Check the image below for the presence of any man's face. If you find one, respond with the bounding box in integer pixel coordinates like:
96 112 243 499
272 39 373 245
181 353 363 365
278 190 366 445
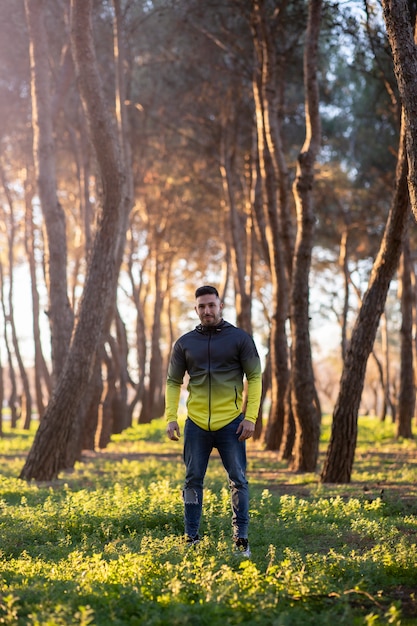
195 294 224 327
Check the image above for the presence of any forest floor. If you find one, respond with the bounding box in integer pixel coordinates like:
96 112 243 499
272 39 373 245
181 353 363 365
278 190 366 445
0 415 416 625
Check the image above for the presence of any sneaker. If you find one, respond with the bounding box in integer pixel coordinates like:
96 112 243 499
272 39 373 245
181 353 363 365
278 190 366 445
234 537 251 557
185 534 200 547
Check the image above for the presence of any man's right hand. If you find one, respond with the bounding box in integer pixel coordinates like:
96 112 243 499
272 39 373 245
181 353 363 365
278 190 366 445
166 420 180 441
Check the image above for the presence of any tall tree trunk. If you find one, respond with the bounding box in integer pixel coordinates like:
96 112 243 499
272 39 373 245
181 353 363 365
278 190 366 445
382 0 417 220
0 262 19 428
372 351 386 420
20 0 124 481
380 312 395 421
339 225 350 361
139 261 166 423
289 0 322 472
0 163 33 429
24 0 74 383
397 234 415 437
0 351 3 438
321 113 410 484
110 309 130 433
77 0 134 453
251 0 290 451
81 357 103 450
126 244 147 424
24 171 51 420
220 101 253 334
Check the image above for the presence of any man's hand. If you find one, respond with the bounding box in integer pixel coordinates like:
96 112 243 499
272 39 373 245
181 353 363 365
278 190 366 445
236 418 255 442
166 420 180 441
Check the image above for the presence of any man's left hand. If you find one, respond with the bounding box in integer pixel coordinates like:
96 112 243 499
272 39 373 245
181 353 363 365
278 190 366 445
236 418 255 442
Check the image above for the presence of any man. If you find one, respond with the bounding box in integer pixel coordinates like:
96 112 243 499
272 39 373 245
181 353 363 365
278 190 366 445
165 285 262 557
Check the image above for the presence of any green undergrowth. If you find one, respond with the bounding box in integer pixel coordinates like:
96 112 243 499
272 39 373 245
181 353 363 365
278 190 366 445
0 416 416 625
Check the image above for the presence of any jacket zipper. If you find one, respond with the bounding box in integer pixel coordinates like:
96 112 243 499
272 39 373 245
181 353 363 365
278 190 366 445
208 333 212 430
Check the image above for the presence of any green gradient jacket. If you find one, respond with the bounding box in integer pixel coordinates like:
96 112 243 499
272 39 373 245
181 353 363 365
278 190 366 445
165 320 262 431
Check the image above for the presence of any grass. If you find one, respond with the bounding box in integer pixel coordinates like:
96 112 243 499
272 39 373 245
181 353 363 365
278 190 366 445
0 415 416 625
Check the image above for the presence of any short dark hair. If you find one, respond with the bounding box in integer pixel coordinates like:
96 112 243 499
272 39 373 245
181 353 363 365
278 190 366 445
195 285 219 299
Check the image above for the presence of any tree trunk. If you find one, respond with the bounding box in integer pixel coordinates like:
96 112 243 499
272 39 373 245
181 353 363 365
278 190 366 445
24 171 51 420
139 262 166 423
380 312 396 421
20 0 124 481
339 225 350 361
97 344 116 449
24 0 74 383
371 351 386 421
382 0 417 220
81 356 103 450
77 0 134 452
289 0 323 472
254 351 270 440
0 163 33 429
0 353 3 438
251 1 290 451
110 310 130 433
0 262 19 428
126 245 147 424
321 113 409 483
220 105 253 334
397 235 415 437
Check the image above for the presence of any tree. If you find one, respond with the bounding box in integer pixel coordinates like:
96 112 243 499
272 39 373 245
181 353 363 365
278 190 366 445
321 111 410 483
288 0 323 471
0 163 32 429
250 0 297 452
397 230 415 437
23 168 52 420
24 0 74 383
382 0 417 219
20 0 124 481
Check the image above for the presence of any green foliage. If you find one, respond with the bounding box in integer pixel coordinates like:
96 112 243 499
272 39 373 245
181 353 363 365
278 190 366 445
0 417 416 624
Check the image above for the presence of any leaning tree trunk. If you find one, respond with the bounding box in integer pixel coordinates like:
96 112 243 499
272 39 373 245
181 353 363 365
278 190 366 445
288 0 322 472
20 0 124 481
321 113 410 483
382 0 417 220
76 0 134 455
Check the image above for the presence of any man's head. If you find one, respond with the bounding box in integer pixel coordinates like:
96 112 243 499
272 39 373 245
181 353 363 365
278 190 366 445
195 285 224 327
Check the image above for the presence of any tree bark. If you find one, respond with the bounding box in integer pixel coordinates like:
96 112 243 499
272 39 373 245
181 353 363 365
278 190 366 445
0 164 33 430
20 0 124 481
397 234 415 437
24 0 74 383
139 260 167 423
24 171 51 420
251 0 290 451
0 261 19 428
0 352 3 438
321 113 410 483
289 0 323 472
382 0 417 219
219 98 254 335
78 0 134 451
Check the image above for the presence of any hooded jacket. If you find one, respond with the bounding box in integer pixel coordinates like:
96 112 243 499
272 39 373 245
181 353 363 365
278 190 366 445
165 320 262 431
